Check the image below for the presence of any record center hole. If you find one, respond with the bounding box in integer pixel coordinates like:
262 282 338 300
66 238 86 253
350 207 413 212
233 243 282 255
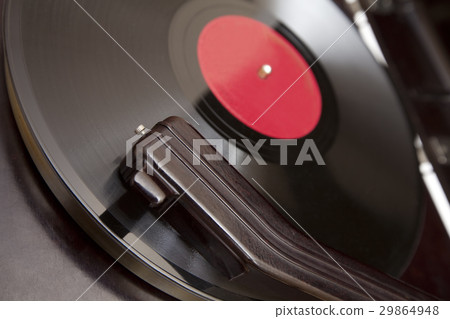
258 64 272 79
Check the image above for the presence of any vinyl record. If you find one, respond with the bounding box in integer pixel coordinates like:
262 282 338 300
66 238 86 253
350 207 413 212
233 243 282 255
4 0 424 300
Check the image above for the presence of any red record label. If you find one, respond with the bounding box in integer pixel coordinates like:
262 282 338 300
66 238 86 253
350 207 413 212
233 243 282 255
197 15 322 139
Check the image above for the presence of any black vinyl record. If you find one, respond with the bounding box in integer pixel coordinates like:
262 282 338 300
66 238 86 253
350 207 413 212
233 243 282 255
4 0 424 300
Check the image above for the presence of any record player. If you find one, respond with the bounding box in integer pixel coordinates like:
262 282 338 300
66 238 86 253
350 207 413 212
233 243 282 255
1 0 450 300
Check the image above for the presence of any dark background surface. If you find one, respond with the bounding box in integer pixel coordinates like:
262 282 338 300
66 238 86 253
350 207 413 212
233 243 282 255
0 0 449 300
